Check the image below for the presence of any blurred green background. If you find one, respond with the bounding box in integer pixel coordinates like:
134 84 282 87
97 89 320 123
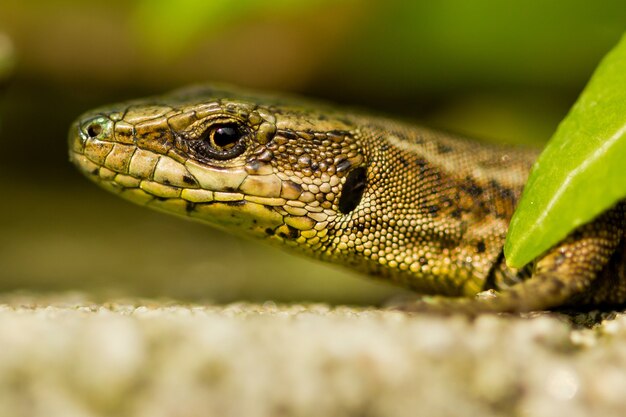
0 0 624 304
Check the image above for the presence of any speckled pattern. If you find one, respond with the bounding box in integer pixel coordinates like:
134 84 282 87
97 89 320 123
68 85 625 312
3 294 626 417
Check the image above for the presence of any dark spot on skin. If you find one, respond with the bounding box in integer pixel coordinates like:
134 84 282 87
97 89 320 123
90 169 99 176
155 197 168 202
338 167 367 214
480 201 492 216
281 131 297 140
224 200 246 207
163 179 171 185
398 156 408 167
144 127 171 143
490 180 516 200
279 226 300 240
224 187 237 193
381 144 389 151
450 209 463 219
501 188 515 200
287 226 299 239
437 143 452 154
205 200 246 207
318 114 328 121
183 175 196 185
310 162 319 171
265 228 275 236
355 223 365 232
476 241 486 253
336 159 352 173
414 158 428 175
428 205 440 215
462 177 483 198
186 202 196 214
468 184 483 197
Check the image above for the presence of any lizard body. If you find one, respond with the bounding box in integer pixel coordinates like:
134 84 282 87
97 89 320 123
68 85 625 313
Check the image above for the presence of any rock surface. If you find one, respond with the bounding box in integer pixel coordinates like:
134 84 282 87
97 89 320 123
1 293 626 417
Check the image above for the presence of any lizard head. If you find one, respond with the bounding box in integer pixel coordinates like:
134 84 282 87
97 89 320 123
69 85 371 256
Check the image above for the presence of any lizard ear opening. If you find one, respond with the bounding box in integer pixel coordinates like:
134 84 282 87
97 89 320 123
338 167 367 214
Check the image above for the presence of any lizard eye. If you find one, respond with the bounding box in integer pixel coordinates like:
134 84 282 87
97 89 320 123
190 122 247 161
207 124 243 150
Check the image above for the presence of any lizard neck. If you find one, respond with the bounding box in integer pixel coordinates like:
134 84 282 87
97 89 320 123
310 116 538 296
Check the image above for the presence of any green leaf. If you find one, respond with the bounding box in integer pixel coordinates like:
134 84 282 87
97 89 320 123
504 33 626 268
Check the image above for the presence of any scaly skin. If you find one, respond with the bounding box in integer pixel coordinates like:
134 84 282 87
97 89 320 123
68 85 625 313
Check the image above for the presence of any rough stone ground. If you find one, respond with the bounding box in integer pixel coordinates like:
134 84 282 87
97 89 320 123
1 293 626 417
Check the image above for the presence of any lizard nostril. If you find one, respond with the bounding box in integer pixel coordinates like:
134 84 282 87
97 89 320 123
86 123 102 138
80 116 112 140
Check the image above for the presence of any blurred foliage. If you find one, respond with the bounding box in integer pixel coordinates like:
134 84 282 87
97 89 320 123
4 0 625 100
132 0 339 59
0 33 15 83
127 0 626 97
506 33 626 267
336 1 626 96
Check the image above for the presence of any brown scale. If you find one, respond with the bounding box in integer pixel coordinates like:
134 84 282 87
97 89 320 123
69 85 626 314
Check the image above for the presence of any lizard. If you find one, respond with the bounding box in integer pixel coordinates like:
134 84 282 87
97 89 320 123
68 84 626 314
